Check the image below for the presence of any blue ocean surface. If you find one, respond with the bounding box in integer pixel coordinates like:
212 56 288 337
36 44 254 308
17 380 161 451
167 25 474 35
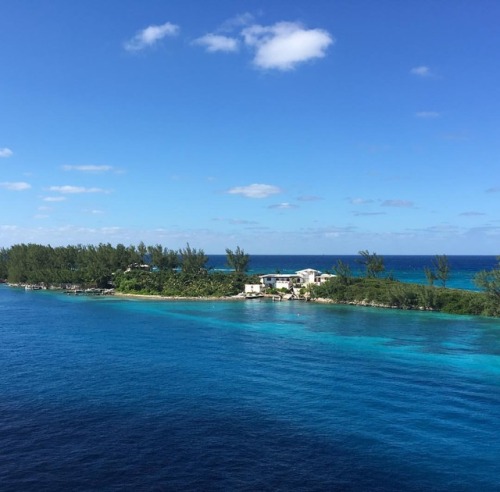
1 279 500 490
208 254 498 290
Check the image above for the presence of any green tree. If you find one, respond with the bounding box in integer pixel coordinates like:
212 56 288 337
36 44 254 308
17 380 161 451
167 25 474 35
137 241 147 263
225 246 250 273
147 244 179 271
433 254 450 288
424 266 437 286
357 250 385 278
179 243 208 275
333 259 352 285
0 247 9 280
474 257 500 302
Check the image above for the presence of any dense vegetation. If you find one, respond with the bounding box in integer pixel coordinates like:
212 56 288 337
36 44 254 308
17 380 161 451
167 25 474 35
0 242 255 297
0 244 499 316
311 252 500 317
311 277 499 317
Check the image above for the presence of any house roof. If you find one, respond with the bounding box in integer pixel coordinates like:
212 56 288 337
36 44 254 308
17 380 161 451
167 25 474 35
296 268 322 275
259 273 300 279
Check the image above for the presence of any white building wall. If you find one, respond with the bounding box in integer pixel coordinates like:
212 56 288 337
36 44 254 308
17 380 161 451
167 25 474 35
245 284 263 294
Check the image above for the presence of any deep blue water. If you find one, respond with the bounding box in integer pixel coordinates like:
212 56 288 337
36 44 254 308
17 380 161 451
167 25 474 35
1 282 499 491
208 255 498 290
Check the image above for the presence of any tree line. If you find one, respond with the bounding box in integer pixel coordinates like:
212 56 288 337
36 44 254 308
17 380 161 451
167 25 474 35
0 242 250 291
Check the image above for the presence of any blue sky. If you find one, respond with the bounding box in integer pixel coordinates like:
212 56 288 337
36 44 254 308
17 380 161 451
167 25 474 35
1 0 499 254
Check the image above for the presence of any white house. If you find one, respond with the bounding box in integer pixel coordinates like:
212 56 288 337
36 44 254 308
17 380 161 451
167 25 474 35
296 269 335 286
260 269 335 290
259 273 301 290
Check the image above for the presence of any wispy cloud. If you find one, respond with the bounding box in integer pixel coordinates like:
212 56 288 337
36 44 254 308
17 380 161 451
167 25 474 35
219 12 255 32
242 21 334 70
48 185 110 194
486 187 500 193
415 111 440 118
193 34 239 53
0 181 31 191
410 65 434 77
124 22 179 52
349 197 374 205
62 165 113 172
381 199 414 208
0 147 13 158
227 183 281 198
268 202 298 210
43 196 67 202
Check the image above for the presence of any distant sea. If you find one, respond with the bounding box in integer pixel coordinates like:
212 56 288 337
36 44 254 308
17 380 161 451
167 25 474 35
1 255 499 490
208 254 498 290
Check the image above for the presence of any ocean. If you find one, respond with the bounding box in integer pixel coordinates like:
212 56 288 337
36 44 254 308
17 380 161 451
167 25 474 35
1 256 499 490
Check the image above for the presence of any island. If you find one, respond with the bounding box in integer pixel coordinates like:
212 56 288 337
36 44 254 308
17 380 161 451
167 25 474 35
1 243 499 317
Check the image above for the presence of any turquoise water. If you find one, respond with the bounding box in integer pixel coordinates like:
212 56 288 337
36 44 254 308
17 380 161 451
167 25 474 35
1 285 499 490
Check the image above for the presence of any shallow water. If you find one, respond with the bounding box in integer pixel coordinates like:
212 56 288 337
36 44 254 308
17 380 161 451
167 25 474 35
1 285 499 490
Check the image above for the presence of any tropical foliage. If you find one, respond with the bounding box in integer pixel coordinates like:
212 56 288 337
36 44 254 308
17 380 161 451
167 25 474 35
0 242 254 296
225 246 250 273
357 250 385 278
311 276 498 316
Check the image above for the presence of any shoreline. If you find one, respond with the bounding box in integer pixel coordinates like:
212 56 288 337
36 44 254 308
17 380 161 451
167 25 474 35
112 291 433 311
113 292 247 302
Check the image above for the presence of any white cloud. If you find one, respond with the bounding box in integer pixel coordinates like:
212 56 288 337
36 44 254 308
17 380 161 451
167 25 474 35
227 183 281 198
0 147 13 158
193 34 239 53
381 199 414 208
0 181 31 191
268 202 298 210
350 197 374 205
220 12 255 32
242 21 334 70
43 196 67 202
416 111 440 118
124 22 179 52
410 65 433 77
62 165 113 172
48 185 110 194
